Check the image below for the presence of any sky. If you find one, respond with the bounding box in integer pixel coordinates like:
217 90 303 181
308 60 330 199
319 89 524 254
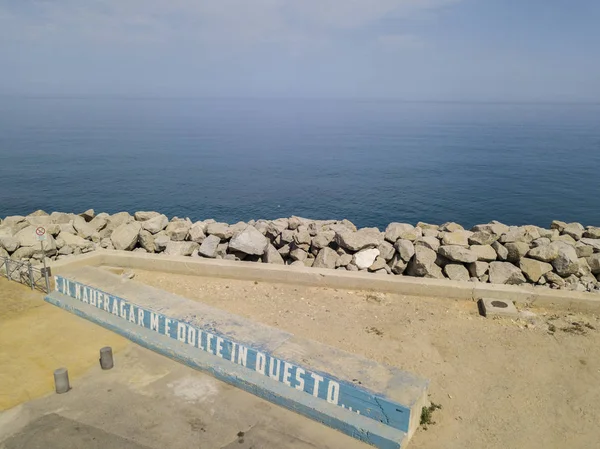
1 0 599 101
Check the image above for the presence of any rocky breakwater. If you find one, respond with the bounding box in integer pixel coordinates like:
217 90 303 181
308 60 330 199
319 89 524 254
1 209 600 293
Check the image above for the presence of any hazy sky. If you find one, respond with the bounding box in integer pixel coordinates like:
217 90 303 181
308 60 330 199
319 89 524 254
1 0 598 101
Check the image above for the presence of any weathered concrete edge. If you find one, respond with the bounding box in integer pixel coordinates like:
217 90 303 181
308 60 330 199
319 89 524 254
49 250 600 314
44 290 408 449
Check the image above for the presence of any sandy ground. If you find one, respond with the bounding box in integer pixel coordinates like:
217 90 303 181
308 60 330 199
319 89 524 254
130 269 600 449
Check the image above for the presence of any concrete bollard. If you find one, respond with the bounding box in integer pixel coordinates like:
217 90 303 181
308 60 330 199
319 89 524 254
99 347 114 370
54 368 70 394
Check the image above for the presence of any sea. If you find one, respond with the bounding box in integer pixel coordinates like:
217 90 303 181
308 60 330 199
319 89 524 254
0 98 599 229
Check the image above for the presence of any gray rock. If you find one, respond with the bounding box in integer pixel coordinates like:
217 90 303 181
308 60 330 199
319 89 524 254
110 221 141 251
538 228 558 239
583 227 600 239
313 247 339 269
580 238 600 252
59 223 77 235
468 261 489 278
11 246 37 260
551 242 580 277
206 222 233 240
165 220 191 241
0 246 8 259
26 214 53 227
368 256 387 272
154 234 170 252
444 264 470 281
422 229 440 238
0 236 19 253
378 241 395 261
164 241 199 257
312 230 336 249
290 248 308 262
505 242 530 263
471 222 510 236
469 244 497 262
134 211 161 221
438 245 478 263
294 228 312 246
199 235 221 258
50 212 74 224
287 216 304 230
100 238 112 249
532 237 551 247
73 217 95 240
389 254 407 275
440 222 464 232
519 258 553 283
492 241 509 261
138 230 156 253
578 257 592 276
141 214 169 234
394 239 415 262
468 231 498 246
88 216 108 232
562 222 584 240
353 248 380 270
79 209 95 222
59 232 94 250
406 246 443 278
385 223 415 243
336 253 353 268
188 223 206 243
414 236 440 252
435 253 451 268
488 262 526 285
500 226 539 244
280 229 295 245
229 226 269 256
575 242 594 258
263 244 285 265
277 244 291 258
106 212 133 231
588 254 600 275
551 220 568 232
441 231 472 246
527 244 559 262
15 225 44 248
264 219 289 239
416 222 439 231
58 245 74 256
545 271 566 288
335 228 383 252
551 234 577 245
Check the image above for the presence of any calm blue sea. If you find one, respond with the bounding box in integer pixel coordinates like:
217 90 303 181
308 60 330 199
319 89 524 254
0 98 599 229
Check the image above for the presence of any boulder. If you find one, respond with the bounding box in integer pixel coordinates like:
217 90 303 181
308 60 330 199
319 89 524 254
385 223 415 243
264 219 289 239
59 232 94 250
532 237 551 247
335 228 383 252
313 247 339 269
11 246 37 260
492 241 509 261
519 258 553 283
0 236 19 253
188 223 206 243
378 241 395 261
580 238 600 252
438 245 478 263
15 226 45 247
471 222 509 236
488 262 526 285
110 221 141 251
59 223 77 235
154 234 170 252
583 227 600 239
588 254 600 275
164 241 199 257
444 264 470 281
353 248 380 270
165 221 191 241
206 222 233 240
229 226 269 256
58 245 74 256
138 230 156 253
406 246 443 278
106 212 133 231
0 246 8 259
199 235 221 258
414 236 440 252
294 228 312 246
287 216 304 230
527 244 559 262
562 222 584 240
141 214 169 234
88 216 108 232
50 212 74 224
79 209 95 222
551 242 579 277
290 248 308 262
134 211 161 221
26 214 53 227
73 217 95 239
468 231 498 246
468 261 489 279
336 253 353 268
416 222 439 231
469 245 497 262
575 242 594 258
505 242 530 263
440 222 464 232
312 231 336 249
551 220 568 232
441 231 472 247
538 228 558 239
278 244 291 258
394 239 415 262
389 254 407 275
368 256 387 272
263 244 285 265
499 226 539 244
551 234 577 245
545 271 566 288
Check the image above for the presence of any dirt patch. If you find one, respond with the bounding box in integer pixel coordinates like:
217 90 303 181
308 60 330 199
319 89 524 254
130 269 600 449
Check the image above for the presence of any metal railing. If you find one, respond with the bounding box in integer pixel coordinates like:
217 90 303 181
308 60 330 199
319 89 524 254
0 256 51 293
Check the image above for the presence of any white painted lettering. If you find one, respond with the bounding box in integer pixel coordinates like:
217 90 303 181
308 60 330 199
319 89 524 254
326 381 340 405
311 373 324 397
128 305 136 323
137 309 144 326
90 290 97 306
177 323 186 343
187 327 197 347
237 345 248 367
216 337 224 358
268 357 281 381
103 294 110 312
206 333 214 354
256 352 266 375
82 287 89 303
150 313 159 331
295 368 306 391
282 362 293 387
119 301 127 319
230 342 237 362
164 318 172 337
75 284 81 300
197 330 204 349
111 298 119 316
97 292 103 308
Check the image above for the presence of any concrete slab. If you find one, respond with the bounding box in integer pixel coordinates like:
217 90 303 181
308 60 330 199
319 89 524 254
478 298 519 318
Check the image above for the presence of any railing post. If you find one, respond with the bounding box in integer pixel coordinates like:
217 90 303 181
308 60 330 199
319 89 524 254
44 267 50 293
29 262 34 290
